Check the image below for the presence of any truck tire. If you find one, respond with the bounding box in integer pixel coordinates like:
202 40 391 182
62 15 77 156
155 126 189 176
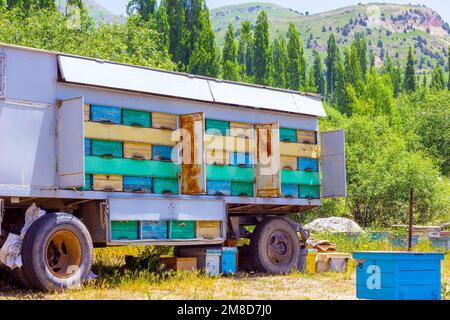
9 268 33 289
21 213 93 291
250 218 300 274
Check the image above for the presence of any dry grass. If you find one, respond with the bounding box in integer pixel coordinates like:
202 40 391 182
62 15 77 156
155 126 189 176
0 236 448 300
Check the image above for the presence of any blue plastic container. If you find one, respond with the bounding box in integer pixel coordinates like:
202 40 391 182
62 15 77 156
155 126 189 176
221 247 238 275
152 145 173 161
90 105 122 124
298 157 319 172
207 181 231 196
352 252 444 300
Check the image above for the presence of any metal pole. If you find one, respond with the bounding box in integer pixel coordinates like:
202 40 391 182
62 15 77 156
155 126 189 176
408 188 414 251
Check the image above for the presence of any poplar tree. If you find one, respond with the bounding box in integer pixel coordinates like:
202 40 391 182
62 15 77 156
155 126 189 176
404 46 416 92
286 23 301 90
126 0 157 21
448 46 450 90
430 65 445 90
237 21 253 78
325 33 339 98
166 0 186 69
312 50 325 95
272 37 287 88
392 61 403 97
253 11 270 85
156 1 170 52
355 32 368 81
344 44 364 97
222 23 239 81
187 6 219 77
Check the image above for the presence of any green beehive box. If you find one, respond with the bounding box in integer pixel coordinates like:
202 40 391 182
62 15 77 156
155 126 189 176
153 178 178 194
299 186 320 199
91 140 123 158
122 109 151 127
205 119 230 136
169 221 196 239
111 221 139 241
281 170 320 186
206 165 255 182
279 128 297 143
231 182 254 197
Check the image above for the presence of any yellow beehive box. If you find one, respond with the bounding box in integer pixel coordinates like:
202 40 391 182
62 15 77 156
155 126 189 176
297 130 317 145
280 142 320 158
205 135 256 154
152 112 177 130
280 156 298 171
124 142 152 160
205 149 230 165
160 257 197 272
197 221 221 239
84 103 90 121
93 174 123 192
229 122 253 138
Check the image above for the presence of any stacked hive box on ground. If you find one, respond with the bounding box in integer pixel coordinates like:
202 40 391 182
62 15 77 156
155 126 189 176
205 119 255 197
279 127 320 199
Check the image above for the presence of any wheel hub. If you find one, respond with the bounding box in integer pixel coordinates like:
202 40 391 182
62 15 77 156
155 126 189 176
267 230 293 265
45 230 82 279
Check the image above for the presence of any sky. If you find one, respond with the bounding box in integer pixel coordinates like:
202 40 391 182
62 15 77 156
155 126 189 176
96 0 450 23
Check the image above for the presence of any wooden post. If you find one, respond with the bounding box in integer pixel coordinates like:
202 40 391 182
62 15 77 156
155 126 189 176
408 188 414 251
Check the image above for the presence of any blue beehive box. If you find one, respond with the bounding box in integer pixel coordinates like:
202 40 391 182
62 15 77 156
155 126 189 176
298 157 319 172
141 221 168 240
152 145 173 161
281 184 299 198
123 176 152 193
367 231 390 242
352 252 444 300
221 247 238 275
85 138 91 156
390 236 419 248
207 181 231 196
90 105 122 124
229 152 252 167
429 237 450 250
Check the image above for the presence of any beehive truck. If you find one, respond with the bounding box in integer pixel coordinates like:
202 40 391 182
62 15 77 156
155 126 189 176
0 43 346 291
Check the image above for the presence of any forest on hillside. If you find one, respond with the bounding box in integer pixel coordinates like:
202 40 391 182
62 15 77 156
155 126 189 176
0 0 448 226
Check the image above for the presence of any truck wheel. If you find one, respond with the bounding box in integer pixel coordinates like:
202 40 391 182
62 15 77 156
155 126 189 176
9 268 33 289
21 213 93 291
250 218 300 274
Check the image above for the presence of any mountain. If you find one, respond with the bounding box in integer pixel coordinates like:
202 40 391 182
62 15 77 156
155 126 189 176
210 2 450 71
55 0 124 23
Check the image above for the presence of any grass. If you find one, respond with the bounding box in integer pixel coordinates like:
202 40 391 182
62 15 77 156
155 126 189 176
0 235 448 300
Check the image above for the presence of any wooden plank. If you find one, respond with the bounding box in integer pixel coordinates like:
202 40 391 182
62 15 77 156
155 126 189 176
84 103 90 121
85 156 180 178
280 156 298 171
230 122 253 138
297 130 317 144
204 134 255 153
85 122 177 146
180 113 206 195
93 174 123 192
280 142 320 158
255 122 281 197
152 112 177 130
124 142 152 160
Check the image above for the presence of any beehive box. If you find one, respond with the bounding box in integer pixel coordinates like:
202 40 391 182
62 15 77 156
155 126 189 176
160 257 197 272
153 178 178 194
91 140 123 158
152 145 173 161
222 247 238 275
231 181 253 197
84 138 92 156
207 180 231 196
279 128 297 143
176 248 221 276
429 237 450 249
299 186 320 199
84 174 92 191
206 119 230 136
123 142 152 160
141 221 168 240
297 130 317 144
206 149 230 165
353 252 444 300
229 152 252 167
93 174 123 192
298 157 319 172
390 236 419 248
280 156 298 171
90 105 122 124
169 221 196 239
152 112 177 130
122 109 151 127
123 176 152 193
111 221 139 241
281 184 299 198
229 122 252 138
197 221 221 239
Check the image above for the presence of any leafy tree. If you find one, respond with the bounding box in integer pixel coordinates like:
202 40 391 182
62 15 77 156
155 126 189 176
156 0 170 52
272 37 287 88
187 6 219 77
237 21 253 78
354 32 368 81
222 23 238 81
166 0 186 69
404 46 416 92
325 33 340 98
448 46 450 90
344 44 364 98
312 49 325 95
127 0 157 22
286 23 301 90
307 66 317 93
430 65 445 90
253 11 270 85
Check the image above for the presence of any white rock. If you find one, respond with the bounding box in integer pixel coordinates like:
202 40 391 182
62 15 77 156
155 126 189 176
304 217 363 233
